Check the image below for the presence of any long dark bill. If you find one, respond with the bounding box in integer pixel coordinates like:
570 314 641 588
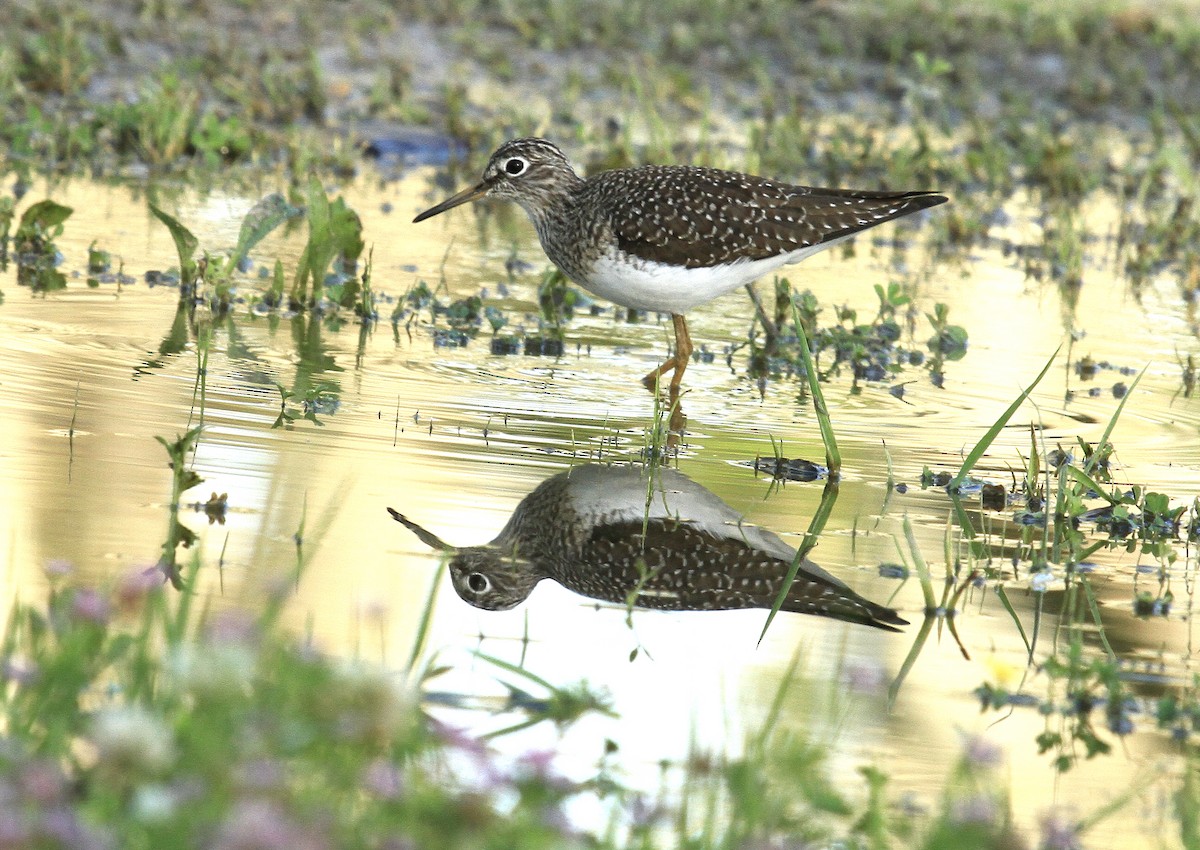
412 181 489 223
386 507 451 551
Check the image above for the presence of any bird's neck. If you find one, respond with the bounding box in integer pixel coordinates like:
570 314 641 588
490 475 584 569
518 173 583 233
520 177 604 280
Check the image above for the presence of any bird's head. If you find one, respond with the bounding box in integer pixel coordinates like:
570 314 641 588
387 508 540 611
413 138 577 223
447 546 541 611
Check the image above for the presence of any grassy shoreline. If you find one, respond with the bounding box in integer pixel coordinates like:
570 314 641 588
4 0 1200 177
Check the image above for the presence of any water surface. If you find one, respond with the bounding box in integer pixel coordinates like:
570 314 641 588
1 170 1197 846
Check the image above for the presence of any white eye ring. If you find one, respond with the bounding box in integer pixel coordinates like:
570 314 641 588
467 572 490 593
503 157 528 176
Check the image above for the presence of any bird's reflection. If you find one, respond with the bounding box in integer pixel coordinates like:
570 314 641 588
390 463 906 631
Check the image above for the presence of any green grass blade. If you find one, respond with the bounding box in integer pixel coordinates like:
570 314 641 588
1084 364 1146 476
1030 589 1044 659
405 557 446 677
1064 464 1117 503
1081 575 1115 660
889 612 935 706
995 585 1031 659
906 514 936 610
950 345 1060 490
757 478 840 645
789 297 841 473
888 515 938 704
947 491 994 566
753 645 804 750
474 650 556 692
481 717 542 739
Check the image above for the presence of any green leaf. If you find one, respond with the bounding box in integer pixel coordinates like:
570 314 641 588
230 193 299 272
17 199 73 235
148 202 199 285
291 179 365 306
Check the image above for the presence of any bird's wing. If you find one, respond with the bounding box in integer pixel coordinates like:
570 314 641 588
591 166 945 269
570 519 906 630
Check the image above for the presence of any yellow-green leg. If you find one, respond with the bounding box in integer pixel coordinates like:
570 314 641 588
642 314 694 390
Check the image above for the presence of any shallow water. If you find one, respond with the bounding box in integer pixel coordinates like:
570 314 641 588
2 168 1198 846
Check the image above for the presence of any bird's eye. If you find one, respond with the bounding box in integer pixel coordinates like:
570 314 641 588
503 157 527 176
467 572 490 593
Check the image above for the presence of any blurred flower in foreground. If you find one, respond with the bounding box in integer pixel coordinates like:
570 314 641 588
89 706 175 779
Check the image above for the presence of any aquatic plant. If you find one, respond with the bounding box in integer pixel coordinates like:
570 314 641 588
13 198 72 292
902 356 1200 789
290 178 366 311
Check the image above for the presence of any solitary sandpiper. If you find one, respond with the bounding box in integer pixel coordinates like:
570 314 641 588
414 138 948 389
390 463 906 630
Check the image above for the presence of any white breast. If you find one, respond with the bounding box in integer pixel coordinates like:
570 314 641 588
579 238 851 314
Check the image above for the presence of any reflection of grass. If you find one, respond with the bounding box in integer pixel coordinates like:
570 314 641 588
907 353 1200 785
3 380 1194 844
154 426 205 589
2 536 1154 846
145 191 363 429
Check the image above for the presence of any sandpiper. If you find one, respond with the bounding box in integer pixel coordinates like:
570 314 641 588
390 463 906 630
414 138 947 389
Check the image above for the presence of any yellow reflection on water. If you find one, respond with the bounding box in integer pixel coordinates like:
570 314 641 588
0 173 1196 848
